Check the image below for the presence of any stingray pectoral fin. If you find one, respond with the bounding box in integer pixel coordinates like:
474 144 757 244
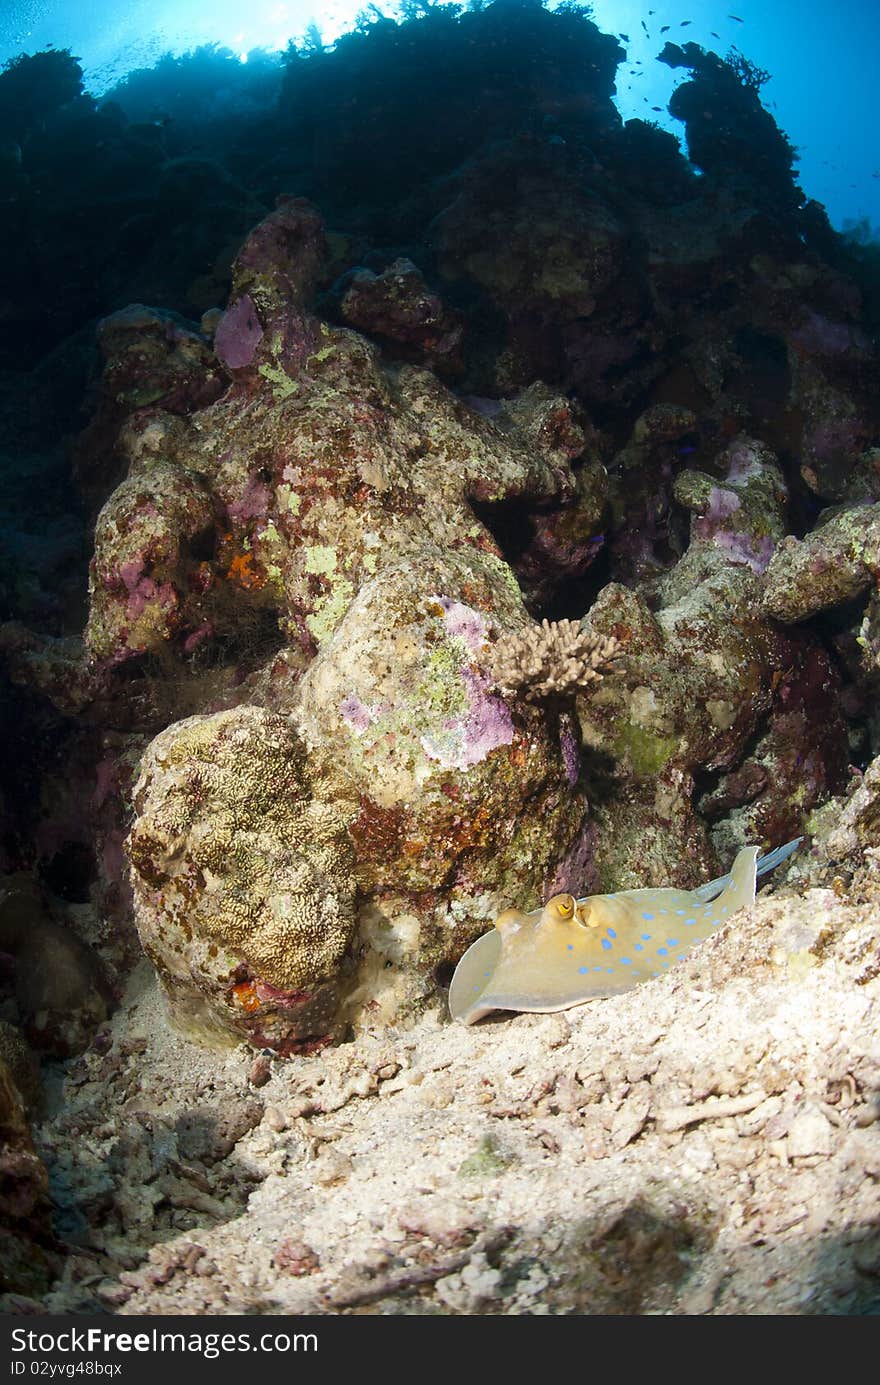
476 971 641 1018
448 928 503 1024
449 921 646 1023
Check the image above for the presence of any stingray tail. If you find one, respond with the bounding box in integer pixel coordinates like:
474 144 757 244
695 836 802 903
755 836 803 878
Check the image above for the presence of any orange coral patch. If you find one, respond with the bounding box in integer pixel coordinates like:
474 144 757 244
230 981 261 1012
227 551 267 590
459 582 485 606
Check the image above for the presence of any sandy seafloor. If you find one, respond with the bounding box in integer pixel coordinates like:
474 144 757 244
31 863 880 1317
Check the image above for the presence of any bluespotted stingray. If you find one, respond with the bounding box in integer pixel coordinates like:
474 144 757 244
449 838 802 1025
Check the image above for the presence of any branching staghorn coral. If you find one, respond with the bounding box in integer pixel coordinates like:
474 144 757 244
486 618 623 701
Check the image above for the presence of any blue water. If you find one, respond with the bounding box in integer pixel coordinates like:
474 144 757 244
1 0 876 234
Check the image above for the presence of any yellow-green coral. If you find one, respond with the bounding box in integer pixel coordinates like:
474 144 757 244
303 546 356 644
258 362 299 399
610 721 677 778
276 484 301 515
304 545 339 577
306 577 356 645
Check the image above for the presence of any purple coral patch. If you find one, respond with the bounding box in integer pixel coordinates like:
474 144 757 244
340 693 375 734
215 294 264 370
544 806 597 897
421 670 514 770
459 669 514 765
435 596 488 652
226 477 272 524
693 486 741 542
791 308 866 358
183 622 213 654
454 675 515 775
118 558 145 592
254 979 312 1007
118 566 177 620
724 442 764 484
560 717 581 785
713 530 776 573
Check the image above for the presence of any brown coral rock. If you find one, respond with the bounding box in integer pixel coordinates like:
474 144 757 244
127 705 357 1050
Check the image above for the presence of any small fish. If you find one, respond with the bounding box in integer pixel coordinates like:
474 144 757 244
661 24 670 33
449 839 801 1025
619 32 630 41
681 19 692 26
641 21 649 34
651 105 663 111
729 13 744 21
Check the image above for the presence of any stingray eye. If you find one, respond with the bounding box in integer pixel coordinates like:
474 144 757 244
555 895 575 918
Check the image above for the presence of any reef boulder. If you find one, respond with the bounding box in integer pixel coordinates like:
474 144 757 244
126 705 357 1052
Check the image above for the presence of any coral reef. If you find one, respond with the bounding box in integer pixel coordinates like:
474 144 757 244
127 706 357 1051
74 306 228 504
659 41 801 223
62 193 607 1043
574 436 848 889
764 503 880 624
77 234 847 1042
820 753 880 863
1 0 880 1314
0 1021 41 1119
334 258 464 375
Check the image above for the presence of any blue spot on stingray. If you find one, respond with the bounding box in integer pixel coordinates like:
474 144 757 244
601 938 612 951
642 913 654 921
634 943 643 952
566 944 574 951
577 966 588 974
641 933 651 941
606 967 614 973
675 909 686 915
594 966 603 972
620 957 632 965
606 928 617 939
667 938 679 947
657 947 668 956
